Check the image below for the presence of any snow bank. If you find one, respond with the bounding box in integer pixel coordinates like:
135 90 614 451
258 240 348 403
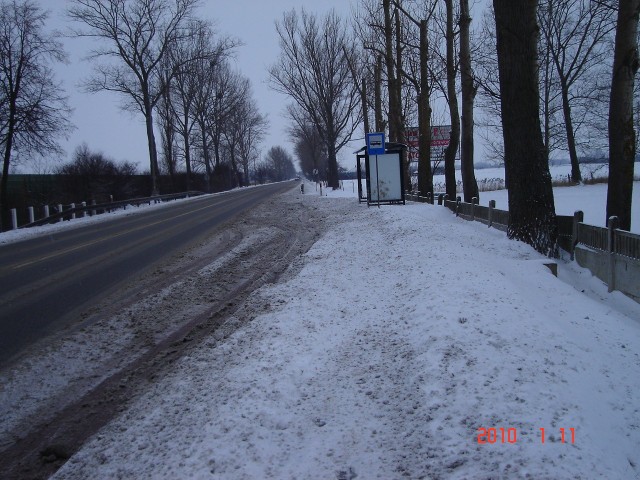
54 196 640 479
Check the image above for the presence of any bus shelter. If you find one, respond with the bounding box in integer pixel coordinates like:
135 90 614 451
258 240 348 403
355 142 407 206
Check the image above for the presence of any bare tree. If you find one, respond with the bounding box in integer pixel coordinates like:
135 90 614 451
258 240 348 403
189 58 236 191
393 1 437 199
68 0 198 196
607 0 640 231
494 0 558 255
264 145 296 182
269 8 360 189
0 0 72 228
459 0 479 202
539 0 616 183
221 75 255 186
169 20 236 189
235 100 268 186
475 6 505 166
190 56 217 191
382 0 400 143
442 0 460 200
157 62 178 182
288 104 327 181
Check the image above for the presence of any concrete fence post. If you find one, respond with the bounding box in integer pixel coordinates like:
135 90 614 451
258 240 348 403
488 200 495 228
471 197 478 221
71 203 76 219
44 205 49 218
81 202 86 217
571 210 584 261
28 206 34 223
58 204 63 222
607 216 618 293
11 208 17 230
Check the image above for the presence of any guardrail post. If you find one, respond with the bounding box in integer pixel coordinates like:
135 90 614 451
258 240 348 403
571 210 584 261
488 200 495 228
92 199 96 216
456 196 461 217
44 205 49 219
471 197 478 221
58 204 63 222
11 208 17 230
28 206 34 223
608 216 618 293
71 203 76 219
80 202 86 217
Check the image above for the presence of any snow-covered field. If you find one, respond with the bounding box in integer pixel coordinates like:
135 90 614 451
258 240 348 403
45 184 640 479
479 182 640 233
426 162 640 232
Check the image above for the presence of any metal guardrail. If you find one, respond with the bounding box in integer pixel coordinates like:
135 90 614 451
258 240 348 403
15 191 205 230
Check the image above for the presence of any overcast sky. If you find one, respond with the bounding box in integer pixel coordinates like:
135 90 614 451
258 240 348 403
31 0 359 174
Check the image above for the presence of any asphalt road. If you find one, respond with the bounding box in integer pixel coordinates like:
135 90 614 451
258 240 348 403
0 182 296 365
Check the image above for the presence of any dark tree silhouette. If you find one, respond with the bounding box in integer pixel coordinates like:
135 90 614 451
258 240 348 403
494 0 558 255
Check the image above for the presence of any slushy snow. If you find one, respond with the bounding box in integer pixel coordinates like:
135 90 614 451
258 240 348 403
49 183 640 479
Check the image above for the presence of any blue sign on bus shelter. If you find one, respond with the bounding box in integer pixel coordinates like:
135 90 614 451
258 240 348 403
366 132 386 156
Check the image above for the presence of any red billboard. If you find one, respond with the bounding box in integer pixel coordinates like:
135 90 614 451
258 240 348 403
406 125 451 160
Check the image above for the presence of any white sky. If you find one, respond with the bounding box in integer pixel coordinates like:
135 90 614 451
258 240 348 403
34 0 360 174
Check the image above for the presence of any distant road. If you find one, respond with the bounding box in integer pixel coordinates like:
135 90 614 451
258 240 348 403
0 182 296 365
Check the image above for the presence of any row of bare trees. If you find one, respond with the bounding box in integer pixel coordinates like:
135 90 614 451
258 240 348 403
270 1 637 253
0 0 73 228
68 0 269 194
269 9 361 189
1 0 272 229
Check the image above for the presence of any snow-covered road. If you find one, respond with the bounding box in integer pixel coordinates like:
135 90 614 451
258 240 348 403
51 189 640 479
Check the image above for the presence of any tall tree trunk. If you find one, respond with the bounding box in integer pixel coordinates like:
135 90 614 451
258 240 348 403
145 110 160 196
560 83 582 183
1 99 16 231
326 139 340 189
143 89 160 196
607 0 640 231
184 135 192 190
494 0 558 255
444 0 460 200
229 149 241 187
383 0 400 142
375 55 385 133
362 78 370 135
542 40 553 157
459 0 479 203
417 19 433 199
395 9 409 189
199 120 212 193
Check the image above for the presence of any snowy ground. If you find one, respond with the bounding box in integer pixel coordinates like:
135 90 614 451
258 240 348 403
48 184 640 479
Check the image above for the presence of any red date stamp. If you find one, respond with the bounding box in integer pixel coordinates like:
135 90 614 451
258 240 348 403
477 427 575 444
